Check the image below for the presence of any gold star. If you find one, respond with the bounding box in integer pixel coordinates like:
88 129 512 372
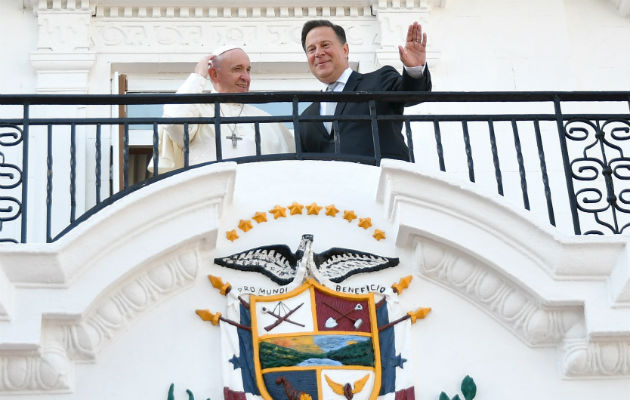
226 229 239 241
306 202 323 215
373 229 386 241
252 211 268 223
288 202 304 215
343 210 357 222
269 205 287 219
325 204 339 217
238 219 253 232
358 217 372 229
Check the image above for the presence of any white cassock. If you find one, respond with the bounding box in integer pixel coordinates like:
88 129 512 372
148 73 295 174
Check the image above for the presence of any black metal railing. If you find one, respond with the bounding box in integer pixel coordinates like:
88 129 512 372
0 91 629 243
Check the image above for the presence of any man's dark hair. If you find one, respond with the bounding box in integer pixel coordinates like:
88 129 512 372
301 20 347 50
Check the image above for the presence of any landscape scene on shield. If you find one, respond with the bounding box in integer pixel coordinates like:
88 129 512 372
260 335 374 369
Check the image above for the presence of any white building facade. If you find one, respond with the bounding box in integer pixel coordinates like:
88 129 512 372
0 0 629 399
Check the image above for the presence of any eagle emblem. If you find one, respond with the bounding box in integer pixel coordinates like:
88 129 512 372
214 234 399 285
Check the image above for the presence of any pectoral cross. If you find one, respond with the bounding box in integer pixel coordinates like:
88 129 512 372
226 131 242 148
222 104 245 148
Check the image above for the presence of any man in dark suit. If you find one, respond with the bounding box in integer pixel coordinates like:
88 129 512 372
299 20 432 161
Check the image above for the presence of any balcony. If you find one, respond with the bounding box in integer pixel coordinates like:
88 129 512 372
0 90 629 397
0 91 629 243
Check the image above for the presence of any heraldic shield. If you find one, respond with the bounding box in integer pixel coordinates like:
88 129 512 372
251 278 382 400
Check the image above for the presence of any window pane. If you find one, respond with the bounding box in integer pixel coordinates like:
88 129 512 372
128 104 164 130
255 102 310 129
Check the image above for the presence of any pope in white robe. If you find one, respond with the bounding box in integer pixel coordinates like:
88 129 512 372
149 47 295 174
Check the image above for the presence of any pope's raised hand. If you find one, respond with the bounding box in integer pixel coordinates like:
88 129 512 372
398 22 427 68
194 54 216 79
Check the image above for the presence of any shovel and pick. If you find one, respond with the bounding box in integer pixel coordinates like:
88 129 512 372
322 302 364 330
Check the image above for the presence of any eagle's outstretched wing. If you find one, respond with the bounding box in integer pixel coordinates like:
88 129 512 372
214 244 298 285
352 374 370 394
324 375 345 395
313 248 399 283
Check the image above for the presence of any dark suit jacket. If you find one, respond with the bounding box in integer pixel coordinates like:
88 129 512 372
298 65 432 161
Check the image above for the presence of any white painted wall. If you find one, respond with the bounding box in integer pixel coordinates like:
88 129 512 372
0 3 37 94
0 161 628 398
428 0 630 91
0 2 38 241
565 0 630 90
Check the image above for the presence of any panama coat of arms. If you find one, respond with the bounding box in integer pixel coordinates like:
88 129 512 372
196 235 430 400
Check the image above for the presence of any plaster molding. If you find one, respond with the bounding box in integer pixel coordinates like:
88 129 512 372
26 0 445 12
377 161 630 282
90 18 377 55
89 17 440 69
30 1 95 92
46 247 201 361
94 5 373 18
30 52 96 93
35 8 91 52
0 246 201 393
20 0 444 78
0 164 236 393
0 163 235 288
32 0 90 12
562 336 630 378
0 272 13 321
429 0 447 7
27 1 442 67
377 161 630 377
30 52 97 71
0 348 71 393
415 237 584 347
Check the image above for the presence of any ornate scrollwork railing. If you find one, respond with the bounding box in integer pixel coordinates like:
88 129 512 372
564 118 630 234
0 125 24 243
0 91 628 242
